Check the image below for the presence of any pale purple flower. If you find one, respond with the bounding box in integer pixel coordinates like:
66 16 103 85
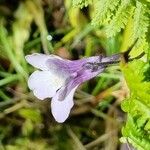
25 53 119 123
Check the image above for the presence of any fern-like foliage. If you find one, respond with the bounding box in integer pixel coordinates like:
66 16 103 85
73 0 150 54
72 0 92 8
105 0 133 37
133 2 149 40
121 60 150 150
91 0 120 26
130 1 149 56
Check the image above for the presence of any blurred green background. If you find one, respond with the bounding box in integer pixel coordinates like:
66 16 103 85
0 0 144 149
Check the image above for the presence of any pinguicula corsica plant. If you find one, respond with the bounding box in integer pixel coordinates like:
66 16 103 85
25 43 141 123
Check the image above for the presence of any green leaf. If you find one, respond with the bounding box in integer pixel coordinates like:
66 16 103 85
121 60 150 150
22 119 34 136
18 108 42 123
92 0 120 26
72 0 93 8
105 0 133 37
129 1 149 57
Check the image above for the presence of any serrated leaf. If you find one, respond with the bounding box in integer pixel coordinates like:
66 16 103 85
92 0 120 26
121 60 150 150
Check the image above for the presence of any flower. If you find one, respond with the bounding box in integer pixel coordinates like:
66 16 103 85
25 53 120 123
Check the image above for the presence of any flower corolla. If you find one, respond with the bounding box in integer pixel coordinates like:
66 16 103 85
25 53 119 123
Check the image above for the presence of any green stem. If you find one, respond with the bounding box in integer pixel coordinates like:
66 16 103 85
0 90 10 101
0 24 28 79
0 74 20 87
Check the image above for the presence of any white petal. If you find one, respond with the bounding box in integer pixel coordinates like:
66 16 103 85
51 86 78 123
28 70 65 100
25 53 62 70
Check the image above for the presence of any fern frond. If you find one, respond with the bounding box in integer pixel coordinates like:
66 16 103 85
121 114 150 150
129 1 150 56
133 2 149 39
92 0 120 26
105 0 133 37
72 0 92 8
121 60 150 150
